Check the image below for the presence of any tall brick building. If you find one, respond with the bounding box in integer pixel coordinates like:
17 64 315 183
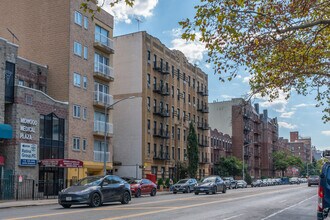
112 32 210 179
289 131 312 163
0 0 116 179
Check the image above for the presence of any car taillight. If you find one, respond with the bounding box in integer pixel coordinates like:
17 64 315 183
318 186 324 212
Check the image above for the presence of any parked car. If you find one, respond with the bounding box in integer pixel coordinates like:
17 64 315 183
127 178 157 197
194 176 226 195
289 177 300 184
236 180 247 188
223 177 237 189
251 179 262 187
307 175 319 187
262 179 269 186
58 175 131 208
172 178 197 194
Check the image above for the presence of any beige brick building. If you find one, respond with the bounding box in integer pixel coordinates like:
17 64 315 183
112 32 210 180
0 0 115 179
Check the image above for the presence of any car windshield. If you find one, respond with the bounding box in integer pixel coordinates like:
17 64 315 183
76 176 103 186
237 180 244 183
177 179 188 184
128 179 142 184
202 177 216 183
310 175 319 178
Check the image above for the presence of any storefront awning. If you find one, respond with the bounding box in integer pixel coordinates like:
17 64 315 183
40 159 83 168
0 124 12 139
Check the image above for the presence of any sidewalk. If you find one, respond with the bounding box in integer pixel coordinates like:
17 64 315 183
0 190 172 209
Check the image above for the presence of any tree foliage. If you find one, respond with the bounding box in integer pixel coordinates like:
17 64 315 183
81 0 134 18
273 151 304 176
187 122 199 178
180 0 330 122
215 156 243 177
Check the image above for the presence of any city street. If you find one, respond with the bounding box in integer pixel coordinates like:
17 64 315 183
0 184 317 220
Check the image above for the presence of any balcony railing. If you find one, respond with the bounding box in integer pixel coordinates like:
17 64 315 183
153 151 170 160
94 32 114 53
198 140 209 147
197 104 208 113
153 84 170 96
197 87 209 96
199 157 209 164
94 121 113 135
153 128 170 139
94 62 114 80
197 122 209 130
94 150 110 162
153 107 170 117
94 91 113 106
153 61 170 74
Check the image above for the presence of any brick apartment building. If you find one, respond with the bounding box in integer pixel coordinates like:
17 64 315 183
210 129 232 175
112 31 210 180
289 131 312 163
0 37 68 199
0 0 116 180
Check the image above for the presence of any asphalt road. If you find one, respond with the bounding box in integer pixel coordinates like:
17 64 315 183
0 184 317 220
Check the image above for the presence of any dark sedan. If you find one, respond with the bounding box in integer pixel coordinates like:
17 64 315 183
172 178 197 194
194 176 226 195
58 175 131 208
308 175 319 186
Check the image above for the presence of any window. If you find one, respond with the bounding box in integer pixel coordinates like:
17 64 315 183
84 46 88 59
73 73 81 87
172 65 175 78
84 16 88 29
172 86 174 98
177 108 180 120
83 76 87 89
172 146 175 159
73 105 81 118
18 80 24 86
73 137 80 150
147 50 151 61
82 139 87 151
154 144 157 157
188 94 191 104
25 94 33 105
147 143 150 156
188 76 191 86
177 89 180 100
183 92 186 103
95 25 110 46
74 41 82 56
193 79 195 88
74 11 82 26
147 119 150 130
147 73 150 87
177 128 181 140
171 106 174 118
178 148 181 160
94 53 109 71
147 97 150 110
83 107 87 120
184 149 187 160
177 69 180 81
172 126 174 138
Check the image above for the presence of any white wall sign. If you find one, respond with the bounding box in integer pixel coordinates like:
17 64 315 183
19 118 38 140
20 143 38 166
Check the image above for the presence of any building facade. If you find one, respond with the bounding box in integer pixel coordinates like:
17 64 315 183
112 32 209 180
289 131 312 163
0 0 115 179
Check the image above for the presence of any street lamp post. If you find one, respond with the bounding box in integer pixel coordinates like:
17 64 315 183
103 96 135 176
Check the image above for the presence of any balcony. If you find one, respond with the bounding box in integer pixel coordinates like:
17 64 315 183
198 140 209 147
153 107 170 118
197 105 209 113
153 151 170 160
93 121 113 137
94 32 114 54
94 151 110 162
197 87 209 96
153 129 170 139
197 122 209 130
94 62 114 81
153 84 170 96
93 91 114 108
199 157 209 164
153 61 170 75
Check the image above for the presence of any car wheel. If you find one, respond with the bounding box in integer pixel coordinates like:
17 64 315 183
195 192 199 195
89 193 102 207
206 192 209 194
173 191 177 194
135 189 141 198
61 204 71 208
212 186 217 194
222 186 227 194
187 187 191 193
121 191 130 204
308 184 311 187
150 188 156 196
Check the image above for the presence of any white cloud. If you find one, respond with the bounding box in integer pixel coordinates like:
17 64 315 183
205 63 211 69
242 76 251 83
102 0 158 24
321 131 330 136
294 103 315 108
236 75 242 79
256 90 289 113
278 122 297 129
221 95 234 100
169 28 207 64
280 111 295 118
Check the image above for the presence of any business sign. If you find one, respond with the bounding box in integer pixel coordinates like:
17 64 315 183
19 118 38 140
20 143 38 166
40 159 83 168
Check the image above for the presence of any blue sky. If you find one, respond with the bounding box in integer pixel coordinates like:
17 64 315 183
102 0 330 149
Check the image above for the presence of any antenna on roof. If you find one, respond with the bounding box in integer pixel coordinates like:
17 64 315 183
7 28 19 44
134 17 143 31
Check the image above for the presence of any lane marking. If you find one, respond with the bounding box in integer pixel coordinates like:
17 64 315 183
4 185 311 220
260 195 317 220
279 200 287 203
223 214 243 220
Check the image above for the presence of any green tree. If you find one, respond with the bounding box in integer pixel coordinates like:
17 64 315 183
215 156 243 177
180 0 330 122
80 0 134 18
187 122 199 178
273 151 289 176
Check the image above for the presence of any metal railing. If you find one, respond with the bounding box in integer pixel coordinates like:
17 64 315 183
94 62 114 79
94 120 113 134
93 150 110 162
94 32 114 51
94 91 114 106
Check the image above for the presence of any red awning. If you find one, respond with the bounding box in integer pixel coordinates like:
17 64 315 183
40 159 83 168
0 156 4 166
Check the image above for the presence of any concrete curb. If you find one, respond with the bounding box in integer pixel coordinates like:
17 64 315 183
0 191 173 209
